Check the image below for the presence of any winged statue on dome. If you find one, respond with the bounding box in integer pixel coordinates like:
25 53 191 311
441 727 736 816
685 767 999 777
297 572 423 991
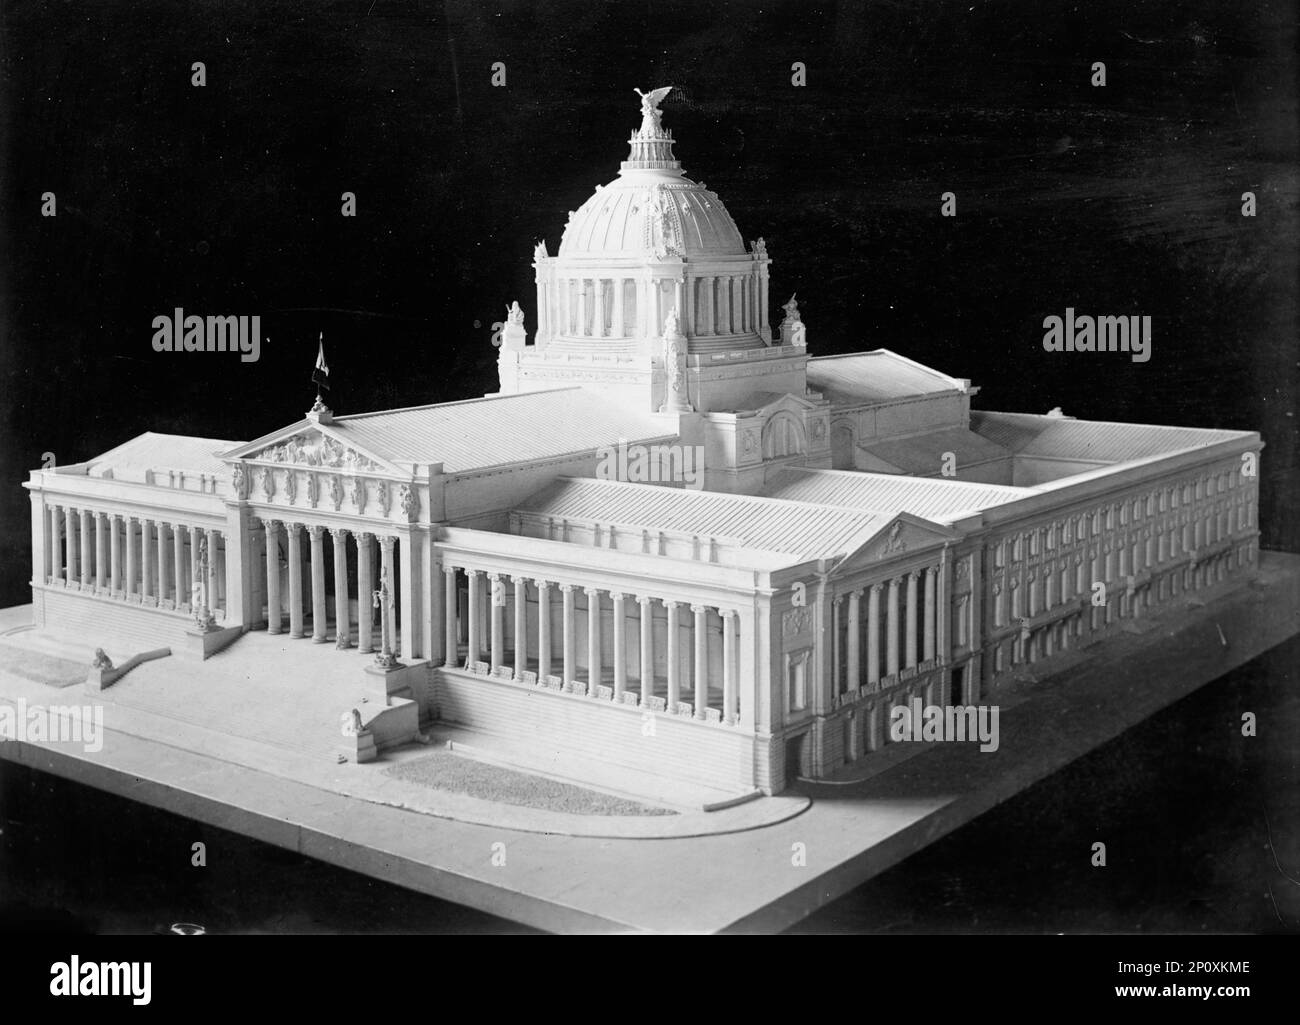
634 86 672 135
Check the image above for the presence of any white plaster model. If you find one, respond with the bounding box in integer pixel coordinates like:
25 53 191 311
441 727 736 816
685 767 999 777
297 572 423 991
22 88 1263 796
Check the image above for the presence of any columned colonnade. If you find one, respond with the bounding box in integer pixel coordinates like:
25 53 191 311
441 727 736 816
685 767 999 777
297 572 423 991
443 565 742 726
40 500 226 617
833 565 940 693
258 519 402 655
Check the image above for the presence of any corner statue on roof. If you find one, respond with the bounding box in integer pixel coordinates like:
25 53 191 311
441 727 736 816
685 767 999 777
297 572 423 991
23 84 1265 800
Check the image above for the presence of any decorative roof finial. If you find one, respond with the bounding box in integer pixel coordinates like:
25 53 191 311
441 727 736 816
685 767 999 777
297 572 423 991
633 86 673 137
623 86 681 172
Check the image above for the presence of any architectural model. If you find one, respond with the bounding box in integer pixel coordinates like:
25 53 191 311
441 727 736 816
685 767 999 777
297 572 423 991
20 88 1264 798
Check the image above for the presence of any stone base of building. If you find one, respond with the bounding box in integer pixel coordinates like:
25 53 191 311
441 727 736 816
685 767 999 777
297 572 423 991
432 665 769 795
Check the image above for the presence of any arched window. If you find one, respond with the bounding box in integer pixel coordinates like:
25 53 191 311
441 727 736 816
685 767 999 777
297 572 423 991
762 412 807 460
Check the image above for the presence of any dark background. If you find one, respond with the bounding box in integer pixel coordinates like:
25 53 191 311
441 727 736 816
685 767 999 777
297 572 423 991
1 0 1297 933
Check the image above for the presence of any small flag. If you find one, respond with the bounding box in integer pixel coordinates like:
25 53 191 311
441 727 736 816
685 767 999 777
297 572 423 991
312 334 330 390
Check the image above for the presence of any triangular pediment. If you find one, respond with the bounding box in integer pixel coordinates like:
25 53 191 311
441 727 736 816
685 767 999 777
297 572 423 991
747 391 820 417
221 423 405 476
832 512 957 577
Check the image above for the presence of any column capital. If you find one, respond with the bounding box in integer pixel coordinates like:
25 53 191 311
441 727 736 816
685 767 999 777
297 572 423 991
662 598 679 610
260 517 279 532
833 595 845 607
609 591 626 603
535 578 551 593
487 571 502 583
584 586 601 599
330 526 350 543
869 582 883 595
357 531 374 545
690 603 707 615
308 524 325 541
720 608 738 621
849 588 863 601
636 595 655 608
559 582 576 595
442 563 458 578
378 534 396 554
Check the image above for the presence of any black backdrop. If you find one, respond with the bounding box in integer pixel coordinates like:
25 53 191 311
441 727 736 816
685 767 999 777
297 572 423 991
2 0 1296 608
0 0 1297 938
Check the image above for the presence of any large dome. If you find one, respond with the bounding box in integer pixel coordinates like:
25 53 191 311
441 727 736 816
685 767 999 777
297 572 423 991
558 171 747 259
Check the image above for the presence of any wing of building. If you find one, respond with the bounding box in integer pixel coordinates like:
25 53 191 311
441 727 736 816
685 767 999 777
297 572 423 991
25 91 1263 796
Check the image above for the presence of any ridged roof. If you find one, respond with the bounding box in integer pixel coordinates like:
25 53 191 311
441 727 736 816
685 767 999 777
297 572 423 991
558 174 746 259
86 432 241 478
970 411 1250 463
759 467 1029 521
807 350 964 405
516 477 889 560
329 389 677 474
859 426 1011 475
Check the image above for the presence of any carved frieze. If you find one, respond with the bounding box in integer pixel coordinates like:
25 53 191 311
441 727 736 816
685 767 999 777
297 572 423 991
250 430 383 473
783 607 812 638
399 483 418 521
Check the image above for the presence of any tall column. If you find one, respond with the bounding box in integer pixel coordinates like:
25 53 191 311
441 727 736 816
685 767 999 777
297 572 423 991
560 584 576 688
514 576 528 678
110 515 122 596
692 604 708 719
489 573 505 672
536 580 552 680
64 507 77 585
905 571 919 668
286 524 304 638
831 597 842 695
638 596 654 706
356 534 374 652
140 519 154 602
866 583 881 685
886 577 900 677
308 526 327 641
722 609 737 724
264 520 281 633
578 278 588 336
332 528 350 648
441 565 457 666
613 278 625 337
95 512 108 592
172 521 185 611
124 516 137 598
206 529 220 617
923 567 937 663
665 600 680 708
379 536 397 656
847 589 862 692
79 509 92 588
611 592 626 699
465 568 481 666
586 587 601 695
46 504 59 584
156 520 169 604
